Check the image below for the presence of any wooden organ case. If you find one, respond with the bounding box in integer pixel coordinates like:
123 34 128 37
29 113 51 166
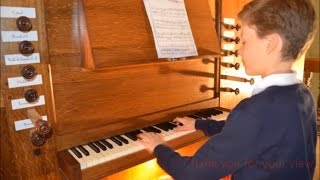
0 0 266 179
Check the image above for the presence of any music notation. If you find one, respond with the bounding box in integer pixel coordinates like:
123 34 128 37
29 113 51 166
144 0 198 58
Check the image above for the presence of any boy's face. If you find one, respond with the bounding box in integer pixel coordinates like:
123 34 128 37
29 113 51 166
238 23 270 77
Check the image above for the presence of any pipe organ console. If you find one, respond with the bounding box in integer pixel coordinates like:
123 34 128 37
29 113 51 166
0 0 305 179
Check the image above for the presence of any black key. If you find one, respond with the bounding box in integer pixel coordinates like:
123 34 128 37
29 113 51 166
115 135 129 144
154 123 170 131
70 147 82 158
101 139 113 149
149 126 162 133
187 114 200 119
124 132 138 141
168 121 179 127
203 110 216 116
209 108 223 115
143 127 161 133
195 111 211 118
160 122 175 130
88 142 100 153
207 109 218 116
171 121 183 126
134 130 144 139
77 145 89 156
152 126 164 132
94 141 107 151
110 137 123 146
163 122 175 130
190 114 204 119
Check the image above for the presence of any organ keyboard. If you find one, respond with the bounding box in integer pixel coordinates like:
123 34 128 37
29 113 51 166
58 108 229 179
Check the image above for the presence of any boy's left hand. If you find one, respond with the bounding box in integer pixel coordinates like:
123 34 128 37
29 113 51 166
137 132 166 153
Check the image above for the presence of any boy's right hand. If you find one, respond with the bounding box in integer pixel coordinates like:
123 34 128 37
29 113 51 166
173 117 196 132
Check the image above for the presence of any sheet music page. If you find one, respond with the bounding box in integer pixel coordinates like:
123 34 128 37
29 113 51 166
143 0 198 58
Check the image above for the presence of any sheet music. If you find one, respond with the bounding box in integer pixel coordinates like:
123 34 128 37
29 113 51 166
144 0 198 58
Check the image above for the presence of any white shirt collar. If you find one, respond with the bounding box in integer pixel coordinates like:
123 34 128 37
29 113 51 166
252 71 301 96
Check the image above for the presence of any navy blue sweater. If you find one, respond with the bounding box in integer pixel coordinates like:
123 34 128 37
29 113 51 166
154 84 317 180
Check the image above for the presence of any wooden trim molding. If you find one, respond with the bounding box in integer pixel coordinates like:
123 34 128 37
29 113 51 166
305 58 320 73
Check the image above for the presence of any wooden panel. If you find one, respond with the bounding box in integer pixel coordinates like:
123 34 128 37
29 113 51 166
0 108 18 179
305 58 320 73
44 0 220 151
81 0 220 68
51 59 218 150
0 0 59 179
44 0 82 67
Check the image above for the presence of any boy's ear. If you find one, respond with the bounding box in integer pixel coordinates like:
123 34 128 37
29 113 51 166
265 33 283 55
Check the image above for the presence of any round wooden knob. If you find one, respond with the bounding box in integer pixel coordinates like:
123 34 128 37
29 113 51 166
234 24 241 31
16 16 32 32
234 63 240 70
21 65 37 79
234 88 240 95
19 41 34 54
221 87 240 95
31 131 45 146
231 50 239 57
35 120 51 135
249 78 255 85
234 37 240 44
24 89 39 103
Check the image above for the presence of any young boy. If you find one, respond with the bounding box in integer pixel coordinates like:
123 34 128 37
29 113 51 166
137 0 318 179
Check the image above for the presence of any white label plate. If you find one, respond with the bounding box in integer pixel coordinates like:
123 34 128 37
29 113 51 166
8 75 43 88
11 95 45 110
223 44 235 51
1 31 38 42
222 56 235 63
14 116 48 131
4 53 40 65
223 18 235 25
223 31 235 38
0 6 36 18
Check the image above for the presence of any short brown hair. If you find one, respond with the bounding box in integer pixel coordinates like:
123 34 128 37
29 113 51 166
238 0 317 61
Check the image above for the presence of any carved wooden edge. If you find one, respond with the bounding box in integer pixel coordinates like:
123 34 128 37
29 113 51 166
304 58 320 73
57 150 82 180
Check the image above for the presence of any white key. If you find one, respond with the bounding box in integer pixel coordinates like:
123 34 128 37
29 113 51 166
82 145 101 167
68 149 87 170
